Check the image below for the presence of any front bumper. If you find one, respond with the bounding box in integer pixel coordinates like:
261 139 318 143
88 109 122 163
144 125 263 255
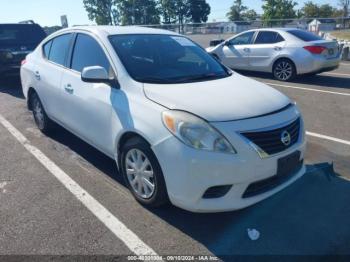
152 106 306 213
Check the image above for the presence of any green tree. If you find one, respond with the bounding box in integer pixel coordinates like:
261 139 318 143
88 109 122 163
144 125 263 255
319 4 337 17
242 9 258 21
173 0 189 31
338 0 350 28
118 0 160 25
187 0 211 23
300 1 319 18
262 0 297 25
339 0 350 17
83 0 119 25
227 0 248 21
159 0 177 24
300 2 340 18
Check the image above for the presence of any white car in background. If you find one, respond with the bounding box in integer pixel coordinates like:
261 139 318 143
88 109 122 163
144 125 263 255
21 26 306 212
207 28 341 81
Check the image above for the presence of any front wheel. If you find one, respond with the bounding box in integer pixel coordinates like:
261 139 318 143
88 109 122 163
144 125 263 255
120 137 169 207
273 59 296 81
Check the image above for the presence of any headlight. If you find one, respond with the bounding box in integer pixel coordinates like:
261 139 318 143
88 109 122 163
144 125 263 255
162 110 236 154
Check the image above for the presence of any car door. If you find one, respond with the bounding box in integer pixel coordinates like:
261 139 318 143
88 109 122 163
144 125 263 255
34 33 73 119
221 31 256 70
60 33 116 155
249 31 286 71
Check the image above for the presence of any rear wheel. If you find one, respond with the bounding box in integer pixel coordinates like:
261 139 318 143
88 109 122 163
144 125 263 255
120 137 169 207
273 59 296 81
30 92 53 133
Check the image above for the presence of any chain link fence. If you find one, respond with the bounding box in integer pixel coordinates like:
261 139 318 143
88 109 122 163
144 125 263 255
140 17 350 47
43 17 350 54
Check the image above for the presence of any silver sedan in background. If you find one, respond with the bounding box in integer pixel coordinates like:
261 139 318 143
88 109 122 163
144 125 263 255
206 28 341 81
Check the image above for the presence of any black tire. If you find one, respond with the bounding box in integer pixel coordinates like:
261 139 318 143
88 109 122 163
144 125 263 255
30 92 53 133
120 137 169 207
273 58 296 82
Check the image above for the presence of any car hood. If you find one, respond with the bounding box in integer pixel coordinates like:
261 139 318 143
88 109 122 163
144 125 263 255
143 73 291 122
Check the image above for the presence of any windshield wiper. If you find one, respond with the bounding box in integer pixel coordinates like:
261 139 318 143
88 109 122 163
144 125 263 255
135 77 172 84
173 73 228 83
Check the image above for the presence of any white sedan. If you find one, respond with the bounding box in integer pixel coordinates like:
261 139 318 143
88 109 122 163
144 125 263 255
207 28 341 81
21 26 306 212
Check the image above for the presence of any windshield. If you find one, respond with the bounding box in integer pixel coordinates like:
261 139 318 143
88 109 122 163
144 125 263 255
0 24 46 47
109 34 231 84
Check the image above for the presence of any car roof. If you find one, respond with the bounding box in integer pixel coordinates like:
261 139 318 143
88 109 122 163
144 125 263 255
255 28 297 32
0 23 41 27
57 25 180 37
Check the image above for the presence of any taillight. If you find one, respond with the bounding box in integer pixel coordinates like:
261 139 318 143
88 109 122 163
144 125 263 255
303 46 327 54
21 59 27 66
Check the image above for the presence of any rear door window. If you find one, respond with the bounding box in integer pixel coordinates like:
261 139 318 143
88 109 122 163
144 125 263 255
254 31 285 44
48 34 72 66
288 30 323 42
71 33 110 73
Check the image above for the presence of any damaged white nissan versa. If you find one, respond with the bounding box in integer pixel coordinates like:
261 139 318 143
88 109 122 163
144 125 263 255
21 26 306 212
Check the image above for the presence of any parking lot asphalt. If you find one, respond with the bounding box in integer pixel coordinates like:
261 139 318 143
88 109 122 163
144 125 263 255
0 64 349 259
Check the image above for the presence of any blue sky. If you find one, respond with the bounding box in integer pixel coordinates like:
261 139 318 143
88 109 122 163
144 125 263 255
0 0 338 26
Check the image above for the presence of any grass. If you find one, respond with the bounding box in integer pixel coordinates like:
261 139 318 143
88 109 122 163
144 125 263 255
331 30 350 41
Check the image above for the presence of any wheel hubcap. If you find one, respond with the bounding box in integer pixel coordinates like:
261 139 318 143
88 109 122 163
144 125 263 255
275 61 292 80
125 149 155 199
33 98 44 129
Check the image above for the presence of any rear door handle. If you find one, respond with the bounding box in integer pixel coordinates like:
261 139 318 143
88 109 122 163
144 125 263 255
243 48 250 52
64 84 74 94
34 71 41 80
274 46 282 51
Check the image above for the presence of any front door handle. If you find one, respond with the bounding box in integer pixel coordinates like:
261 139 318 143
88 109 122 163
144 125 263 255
64 84 74 94
243 48 250 52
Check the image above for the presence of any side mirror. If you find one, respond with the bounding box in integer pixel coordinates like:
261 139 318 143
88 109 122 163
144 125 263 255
81 66 114 85
224 41 231 46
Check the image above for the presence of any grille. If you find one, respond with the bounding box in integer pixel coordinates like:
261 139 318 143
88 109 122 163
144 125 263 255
241 118 300 156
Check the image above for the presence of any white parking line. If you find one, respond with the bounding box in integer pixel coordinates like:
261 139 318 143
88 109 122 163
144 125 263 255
264 82 350 96
0 114 158 257
322 72 350 77
306 132 350 146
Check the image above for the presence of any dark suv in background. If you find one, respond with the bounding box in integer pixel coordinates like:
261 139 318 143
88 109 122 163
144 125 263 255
0 22 46 77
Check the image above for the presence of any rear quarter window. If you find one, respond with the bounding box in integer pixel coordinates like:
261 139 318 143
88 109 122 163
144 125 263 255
43 40 52 58
287 30 323 42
